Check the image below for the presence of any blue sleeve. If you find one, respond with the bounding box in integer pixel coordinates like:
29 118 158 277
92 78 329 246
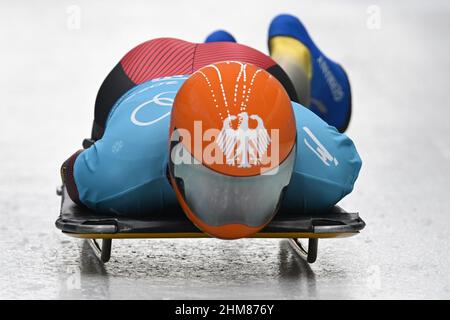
281 102 362 213
72 76 187 215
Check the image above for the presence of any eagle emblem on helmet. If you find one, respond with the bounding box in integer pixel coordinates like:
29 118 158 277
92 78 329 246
216 112 271 168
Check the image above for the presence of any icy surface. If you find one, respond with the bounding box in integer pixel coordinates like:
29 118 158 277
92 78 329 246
1 0 450 299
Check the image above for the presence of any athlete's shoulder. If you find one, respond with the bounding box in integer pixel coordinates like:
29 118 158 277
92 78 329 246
291 101 330 126
105 75 188 128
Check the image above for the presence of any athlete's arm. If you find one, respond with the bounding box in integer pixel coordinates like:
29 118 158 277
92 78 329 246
61 77 184 215
280 102 362 214
60 150 84 206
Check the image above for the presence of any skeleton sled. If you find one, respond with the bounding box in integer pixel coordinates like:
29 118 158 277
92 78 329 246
55 136 365 264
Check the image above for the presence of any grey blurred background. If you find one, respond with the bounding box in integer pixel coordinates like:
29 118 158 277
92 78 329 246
0 0 449 299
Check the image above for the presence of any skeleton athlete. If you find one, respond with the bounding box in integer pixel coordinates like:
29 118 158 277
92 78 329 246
60 18 361 221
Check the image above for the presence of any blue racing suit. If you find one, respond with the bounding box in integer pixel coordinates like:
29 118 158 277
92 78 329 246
63 75 361 216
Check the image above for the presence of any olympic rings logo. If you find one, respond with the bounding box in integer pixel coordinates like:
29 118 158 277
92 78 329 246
130 91 176 126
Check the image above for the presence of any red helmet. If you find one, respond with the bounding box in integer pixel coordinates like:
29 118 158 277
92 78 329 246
169 61 296 239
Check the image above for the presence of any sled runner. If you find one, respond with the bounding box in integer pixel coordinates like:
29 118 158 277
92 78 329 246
56 139 365 264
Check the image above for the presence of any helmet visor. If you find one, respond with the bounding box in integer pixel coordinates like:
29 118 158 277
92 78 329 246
171 143 296 227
